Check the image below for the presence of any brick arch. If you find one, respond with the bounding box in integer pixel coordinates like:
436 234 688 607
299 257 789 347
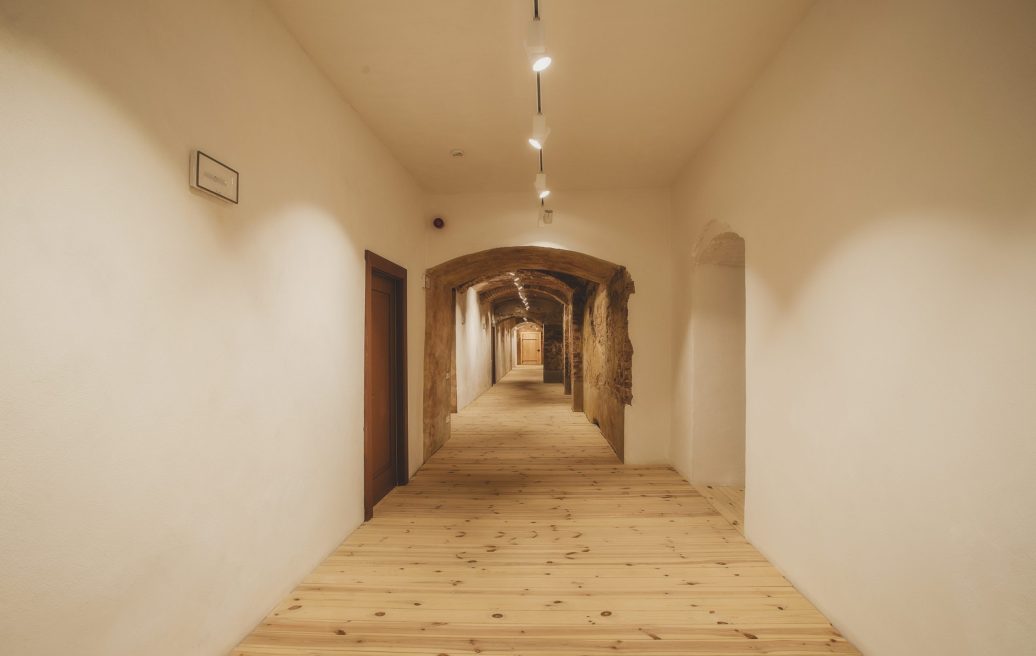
423 247 635 461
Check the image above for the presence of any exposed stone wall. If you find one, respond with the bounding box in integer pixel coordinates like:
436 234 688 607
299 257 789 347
562 304 572 394
542 322 564 383
580 268 634 458
568 286 587 412
423 281 453 457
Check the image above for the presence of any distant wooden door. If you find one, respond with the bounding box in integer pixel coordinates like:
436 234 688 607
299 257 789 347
364 251 408 521
520 332 541 365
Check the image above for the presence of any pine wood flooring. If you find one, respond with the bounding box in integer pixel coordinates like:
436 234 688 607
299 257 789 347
693 484 746 536
233 366 857 655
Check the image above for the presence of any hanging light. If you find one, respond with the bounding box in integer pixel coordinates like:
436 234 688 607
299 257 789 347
529 113 550 150
534 172 550 199
527 1 554 207
525 17 551 72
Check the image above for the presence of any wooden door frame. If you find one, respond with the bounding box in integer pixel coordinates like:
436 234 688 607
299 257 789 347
364 250 408 521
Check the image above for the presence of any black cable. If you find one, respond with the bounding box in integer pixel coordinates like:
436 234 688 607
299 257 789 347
535 0 545 207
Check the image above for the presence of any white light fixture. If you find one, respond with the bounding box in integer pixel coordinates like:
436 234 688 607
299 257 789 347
529 113 550 150
525 18 551 72
534 172 550 199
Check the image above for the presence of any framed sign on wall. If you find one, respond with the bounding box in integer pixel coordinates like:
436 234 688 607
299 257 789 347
190 151 239 204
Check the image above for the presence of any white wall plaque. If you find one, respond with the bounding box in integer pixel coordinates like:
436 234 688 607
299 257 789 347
190 151 239 204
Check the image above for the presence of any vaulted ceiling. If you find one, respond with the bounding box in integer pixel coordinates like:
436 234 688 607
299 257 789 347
270 0 813 193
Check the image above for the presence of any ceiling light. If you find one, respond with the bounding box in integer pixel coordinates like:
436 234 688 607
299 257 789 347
529 113 550 150
525 18 551 72
534 172 550 199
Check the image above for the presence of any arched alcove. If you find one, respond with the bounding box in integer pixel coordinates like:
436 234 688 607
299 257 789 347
424 246 635 461
691 231 746 485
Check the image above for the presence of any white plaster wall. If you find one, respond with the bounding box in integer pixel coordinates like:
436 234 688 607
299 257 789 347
670 0 1036 653
454 287 493 410
0 1 424 654
493 320 515 382
687 263 746 485
424 190 673 464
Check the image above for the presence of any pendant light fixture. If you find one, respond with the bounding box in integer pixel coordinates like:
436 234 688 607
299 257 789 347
535 171 550 200
524 0 551 72
526 0 552 206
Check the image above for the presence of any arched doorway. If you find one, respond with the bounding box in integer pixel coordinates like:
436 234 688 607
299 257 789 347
424 246 635 461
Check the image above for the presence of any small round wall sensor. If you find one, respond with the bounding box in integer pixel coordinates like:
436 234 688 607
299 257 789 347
432 216 445 229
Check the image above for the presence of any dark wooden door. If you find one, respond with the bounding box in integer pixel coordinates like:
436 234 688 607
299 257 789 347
369 273 396 505
364 251 408 520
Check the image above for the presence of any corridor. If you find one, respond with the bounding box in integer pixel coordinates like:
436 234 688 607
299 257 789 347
234 367 857 655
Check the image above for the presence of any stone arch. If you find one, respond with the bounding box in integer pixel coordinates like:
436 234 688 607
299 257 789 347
424 246 635 461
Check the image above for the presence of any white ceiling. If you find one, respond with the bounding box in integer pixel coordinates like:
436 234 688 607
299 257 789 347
270 0 813 193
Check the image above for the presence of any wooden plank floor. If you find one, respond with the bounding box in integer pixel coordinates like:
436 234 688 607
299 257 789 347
233 366 857 655
694 484 746 536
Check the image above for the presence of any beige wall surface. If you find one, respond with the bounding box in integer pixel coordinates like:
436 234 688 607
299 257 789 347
681 261 746 485
0 1 424 655
670 0 1036 653
424 190 673 464
454 287 493 410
